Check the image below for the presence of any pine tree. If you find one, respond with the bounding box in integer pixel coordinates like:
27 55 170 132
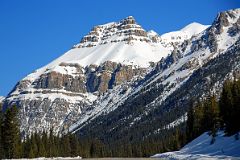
36 133 46 157
194 102 204 137
208 95 219 144
30 133 38 157
186 101 205 142
28 146 35 158
173 129 181 150
23 135 31 158
48 128 58 157
90 139 104 157
231 79 240 135
219 81 234 135
186 102 194 142
0 108 4 159
41 130 48 156
2 106 22 158
62 134 71 157
69 134 79 156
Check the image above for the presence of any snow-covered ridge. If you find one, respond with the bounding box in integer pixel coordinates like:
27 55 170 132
160 22 210 44
0 96 4 103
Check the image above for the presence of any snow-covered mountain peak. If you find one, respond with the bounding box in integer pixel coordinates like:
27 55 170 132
27 16 171 71
180 22 210 35
120 15 136 24
147 30 159 36
73 16 162 49
211 8 239 32
160 22 209 44
217 8 240 22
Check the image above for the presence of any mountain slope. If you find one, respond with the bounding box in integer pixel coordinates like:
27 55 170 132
152 131 240 159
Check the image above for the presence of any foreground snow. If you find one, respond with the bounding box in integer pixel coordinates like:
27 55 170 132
152 131 240 160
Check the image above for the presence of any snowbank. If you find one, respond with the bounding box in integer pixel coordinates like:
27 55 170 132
152 131 240 159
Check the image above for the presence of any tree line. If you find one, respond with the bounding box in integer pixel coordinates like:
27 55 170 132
0 105 186 158
0 106 84 159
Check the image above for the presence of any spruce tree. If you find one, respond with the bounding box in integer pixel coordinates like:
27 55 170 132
2 105 22 158
208 96 219 144
193 102 204 138
37 137 46 157
186 102 194 142
90 139 104 157
219 81 234 135
62 134 71 157
231 79 240 135
28 146 35 158
173 129 181 150
23 135 31 158
69 134 79 156
42 130 48 156
48 128 58 157
0 108 4 159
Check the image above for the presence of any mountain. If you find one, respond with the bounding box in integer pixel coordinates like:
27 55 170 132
2 8 240 140
72 8 240 143
152 131 240 159
3 16 173 136
0 96 4 104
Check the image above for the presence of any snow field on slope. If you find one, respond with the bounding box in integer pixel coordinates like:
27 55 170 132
161 22 210 43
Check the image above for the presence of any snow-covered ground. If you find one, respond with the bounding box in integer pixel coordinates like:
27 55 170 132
152 131 240 160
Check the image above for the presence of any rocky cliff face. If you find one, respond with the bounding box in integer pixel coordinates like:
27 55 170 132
74 16 156 48
4 60 147 136
3 8 239 137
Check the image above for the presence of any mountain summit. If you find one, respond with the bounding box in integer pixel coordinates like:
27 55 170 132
74 15 152 48
59 16 171 68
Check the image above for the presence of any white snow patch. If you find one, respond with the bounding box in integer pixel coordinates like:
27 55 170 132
152 131 240 159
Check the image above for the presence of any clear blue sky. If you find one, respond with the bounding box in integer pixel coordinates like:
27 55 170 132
0 0 239 96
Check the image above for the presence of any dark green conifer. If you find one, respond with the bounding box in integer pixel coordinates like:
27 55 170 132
2 106 22 158
0 108 4 159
